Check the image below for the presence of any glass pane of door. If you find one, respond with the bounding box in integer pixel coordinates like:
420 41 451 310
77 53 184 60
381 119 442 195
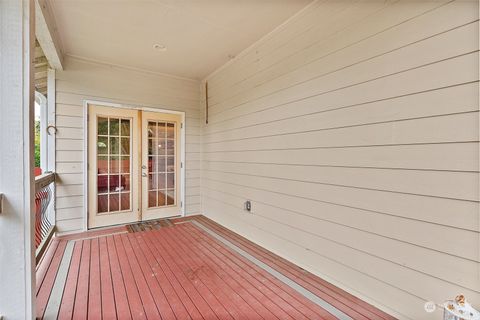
147 121 176 208
96 116 131 214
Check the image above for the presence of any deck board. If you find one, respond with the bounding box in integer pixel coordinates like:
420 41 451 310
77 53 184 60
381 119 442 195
179 223 295 319
176 223 301 320
106 235 132 320
156 227 240 319
160 225 252 320
119 234 162 319
36 240 67 318
166 225 274 319
134 231 202 319
99 237 117 319
174 224 282 319
195 216 396 320
36 238 59 282
113 234 147 319
73 239 90 319
126 233 178 320
89 238 103 318
36 215 396 319
183 223 332 320
142 229 220 319
58 241 82 319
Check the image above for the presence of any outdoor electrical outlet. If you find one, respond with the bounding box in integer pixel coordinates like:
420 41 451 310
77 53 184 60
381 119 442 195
244 200 252 213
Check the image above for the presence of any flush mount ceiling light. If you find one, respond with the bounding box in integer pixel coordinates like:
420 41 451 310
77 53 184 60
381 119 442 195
153 43 167 51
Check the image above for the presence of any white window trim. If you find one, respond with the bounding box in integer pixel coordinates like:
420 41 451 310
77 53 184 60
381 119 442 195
35 91 48 172
34 68 56 174
47 68 56 173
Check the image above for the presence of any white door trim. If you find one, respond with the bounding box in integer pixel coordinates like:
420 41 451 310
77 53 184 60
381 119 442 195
83 99 186 231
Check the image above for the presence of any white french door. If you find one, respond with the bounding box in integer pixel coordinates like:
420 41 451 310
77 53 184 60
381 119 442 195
141 112 182 220
88 105 182 229
88 105 139 228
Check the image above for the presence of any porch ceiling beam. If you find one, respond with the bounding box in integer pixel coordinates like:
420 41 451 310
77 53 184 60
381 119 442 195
35 0 64 70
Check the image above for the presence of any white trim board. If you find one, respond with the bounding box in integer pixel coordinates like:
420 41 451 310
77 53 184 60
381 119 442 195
82 99 187 231
36 91 48 171
35 0 64 69
46 68 56 173
66 54 198 83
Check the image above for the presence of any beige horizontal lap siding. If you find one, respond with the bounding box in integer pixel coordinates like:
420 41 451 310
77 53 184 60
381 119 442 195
201 1 480 319
55 57 201 234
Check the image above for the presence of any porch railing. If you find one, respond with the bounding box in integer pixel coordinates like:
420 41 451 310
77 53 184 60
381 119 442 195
35 172 56 261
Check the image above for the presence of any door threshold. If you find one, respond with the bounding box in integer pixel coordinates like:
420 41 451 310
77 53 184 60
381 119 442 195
126 217 177 232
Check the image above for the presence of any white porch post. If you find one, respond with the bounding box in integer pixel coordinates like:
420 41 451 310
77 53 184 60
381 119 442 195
0 0 36 319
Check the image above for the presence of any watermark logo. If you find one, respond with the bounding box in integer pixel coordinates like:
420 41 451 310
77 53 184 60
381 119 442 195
424 301 436 313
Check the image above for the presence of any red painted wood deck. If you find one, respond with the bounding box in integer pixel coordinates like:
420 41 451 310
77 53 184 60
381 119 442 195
36 216 395 319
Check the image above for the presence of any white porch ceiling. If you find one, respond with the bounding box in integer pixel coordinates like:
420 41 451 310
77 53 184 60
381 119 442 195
49 0 312 80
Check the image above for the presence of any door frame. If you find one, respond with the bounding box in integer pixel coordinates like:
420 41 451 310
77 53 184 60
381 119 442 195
83 99 186 231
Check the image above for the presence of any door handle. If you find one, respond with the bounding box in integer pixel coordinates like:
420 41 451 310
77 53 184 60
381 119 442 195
142 172 147 177
142 165 147 169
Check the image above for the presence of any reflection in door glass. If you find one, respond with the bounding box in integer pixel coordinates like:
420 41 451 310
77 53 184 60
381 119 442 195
97 116 131 214
166 156 174 172
148 121 176 208
166 190 175 205
98 195 108 213
158 190 166 206
98 156 108 174
121 193 130 210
